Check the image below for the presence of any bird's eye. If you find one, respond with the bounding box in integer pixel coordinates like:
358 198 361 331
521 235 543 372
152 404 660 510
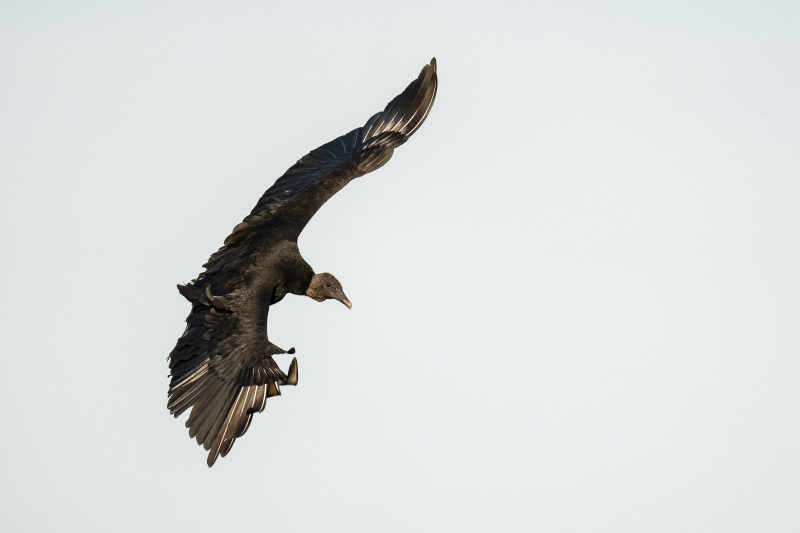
325 282 331 288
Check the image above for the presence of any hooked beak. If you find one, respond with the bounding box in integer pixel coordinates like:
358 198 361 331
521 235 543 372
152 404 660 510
335 291 352 310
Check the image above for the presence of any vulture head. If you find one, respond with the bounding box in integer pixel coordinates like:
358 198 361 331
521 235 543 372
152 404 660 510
306 273 352 309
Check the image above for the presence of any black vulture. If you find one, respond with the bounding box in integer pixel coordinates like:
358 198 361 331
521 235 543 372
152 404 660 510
168 59 438 466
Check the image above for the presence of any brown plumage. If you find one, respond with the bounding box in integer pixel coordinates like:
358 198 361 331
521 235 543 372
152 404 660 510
168 59 438 466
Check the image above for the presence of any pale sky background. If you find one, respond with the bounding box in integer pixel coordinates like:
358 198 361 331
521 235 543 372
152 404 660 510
1 1 799 531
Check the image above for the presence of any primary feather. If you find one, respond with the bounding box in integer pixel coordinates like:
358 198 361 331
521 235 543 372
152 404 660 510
168 59 437 467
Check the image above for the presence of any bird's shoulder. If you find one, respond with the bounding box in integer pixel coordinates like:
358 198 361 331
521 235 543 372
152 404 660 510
248 239 315 301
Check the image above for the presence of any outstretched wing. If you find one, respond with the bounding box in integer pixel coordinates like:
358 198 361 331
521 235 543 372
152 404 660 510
168 282 299 467
207 58 438 275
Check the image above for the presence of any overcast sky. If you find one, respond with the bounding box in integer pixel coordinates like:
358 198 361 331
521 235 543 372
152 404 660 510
2 1 799 531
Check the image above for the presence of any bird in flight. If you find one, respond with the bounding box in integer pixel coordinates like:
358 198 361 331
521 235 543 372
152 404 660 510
168 59 438 467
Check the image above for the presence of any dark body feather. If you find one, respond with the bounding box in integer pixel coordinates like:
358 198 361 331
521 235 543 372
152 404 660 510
168 59 437 466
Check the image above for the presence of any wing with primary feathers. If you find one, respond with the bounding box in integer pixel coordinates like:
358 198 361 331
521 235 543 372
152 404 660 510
212 58 438 263
168 283 299 467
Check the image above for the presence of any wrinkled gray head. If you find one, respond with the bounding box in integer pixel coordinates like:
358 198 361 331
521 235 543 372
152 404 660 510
306 272 352 309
